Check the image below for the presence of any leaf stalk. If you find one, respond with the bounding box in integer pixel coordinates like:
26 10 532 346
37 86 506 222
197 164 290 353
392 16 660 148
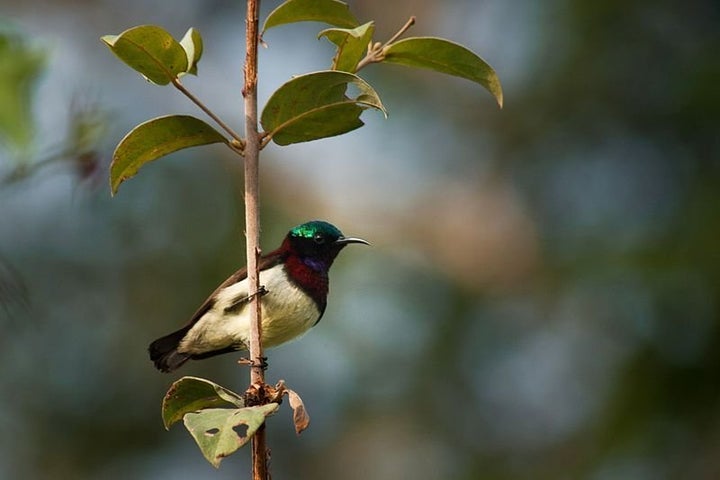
172 78 246 149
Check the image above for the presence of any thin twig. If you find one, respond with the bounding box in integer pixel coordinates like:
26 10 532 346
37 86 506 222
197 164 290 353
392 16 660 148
172 78 246 148
355 16 416 72
243 0 268 479
385 15 416 47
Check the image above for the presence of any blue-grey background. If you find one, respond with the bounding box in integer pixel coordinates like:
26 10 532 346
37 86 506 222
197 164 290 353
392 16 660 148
1 0 718 478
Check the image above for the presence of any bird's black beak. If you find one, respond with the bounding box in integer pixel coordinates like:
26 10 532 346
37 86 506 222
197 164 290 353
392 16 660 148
336 236 370 246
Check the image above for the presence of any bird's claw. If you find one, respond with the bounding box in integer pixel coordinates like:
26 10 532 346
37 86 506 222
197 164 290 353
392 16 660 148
224 285 268 314
253 285 268 299
238 355 268 371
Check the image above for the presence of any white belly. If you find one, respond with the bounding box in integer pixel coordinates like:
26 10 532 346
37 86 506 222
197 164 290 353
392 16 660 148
178 264 321 354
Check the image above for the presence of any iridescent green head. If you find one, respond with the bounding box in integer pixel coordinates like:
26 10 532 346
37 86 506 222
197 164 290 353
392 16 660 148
290 221 343 242
286 221 369 263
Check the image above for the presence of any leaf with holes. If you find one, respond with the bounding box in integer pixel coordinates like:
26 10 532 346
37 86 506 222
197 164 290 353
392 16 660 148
262 0 358 35
184 404 280 468
162 376 245 430
261 70 386 146
110 115 227 195
101 25 189 85
319 21 374 72
383 37 503 107
179 27 203 76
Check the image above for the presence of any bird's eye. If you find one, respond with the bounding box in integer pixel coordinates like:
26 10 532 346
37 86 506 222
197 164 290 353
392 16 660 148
313 233 325 244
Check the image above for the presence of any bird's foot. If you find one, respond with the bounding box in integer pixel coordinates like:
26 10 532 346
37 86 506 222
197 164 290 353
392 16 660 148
252 285 268 300
223 285 268 314
238 355 269 371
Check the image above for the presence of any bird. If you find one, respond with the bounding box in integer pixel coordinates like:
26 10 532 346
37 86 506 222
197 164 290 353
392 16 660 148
149 220 369 372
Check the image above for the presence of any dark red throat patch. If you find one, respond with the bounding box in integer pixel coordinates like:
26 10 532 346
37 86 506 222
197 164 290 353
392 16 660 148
283 255 329 314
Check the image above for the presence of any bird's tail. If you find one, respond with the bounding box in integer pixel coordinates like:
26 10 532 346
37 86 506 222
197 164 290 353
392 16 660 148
148 327 192 373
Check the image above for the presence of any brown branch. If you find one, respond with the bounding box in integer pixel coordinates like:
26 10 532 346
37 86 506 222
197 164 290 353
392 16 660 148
243 0 268 479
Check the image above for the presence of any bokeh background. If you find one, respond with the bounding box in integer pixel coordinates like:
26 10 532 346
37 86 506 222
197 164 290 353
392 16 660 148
1 0 718 478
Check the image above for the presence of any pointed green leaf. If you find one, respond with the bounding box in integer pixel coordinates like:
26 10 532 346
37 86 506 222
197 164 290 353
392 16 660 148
184 404 280 468
318 21 374 72
179 27 203 76
110 115 227 195
162 376 245 430
262 0 358 35
261 70 386 146
383 37 503 107
101 25 188 85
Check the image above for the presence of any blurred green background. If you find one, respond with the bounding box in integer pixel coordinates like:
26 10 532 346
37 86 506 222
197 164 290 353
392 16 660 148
1 0 718 478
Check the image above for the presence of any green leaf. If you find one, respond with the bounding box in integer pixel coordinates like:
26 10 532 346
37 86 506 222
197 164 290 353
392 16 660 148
184 404 280 468
318 21 374 73
110 115 227 195
262 0 358 34
162 376 245 430
261 70 386 146
101 25 188 85
179 27 203 76
383 37 503 108
0 29 45 153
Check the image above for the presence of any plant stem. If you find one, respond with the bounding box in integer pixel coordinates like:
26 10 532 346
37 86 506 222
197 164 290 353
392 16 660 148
385 15 416 46
172 78 245 148
243 0 267 479
355 16 416 72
